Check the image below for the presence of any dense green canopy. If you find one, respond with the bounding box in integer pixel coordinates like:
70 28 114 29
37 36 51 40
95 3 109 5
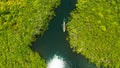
0 0 60 67
67 0 120 68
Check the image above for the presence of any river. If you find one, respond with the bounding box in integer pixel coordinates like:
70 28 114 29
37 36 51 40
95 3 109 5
32 0 97 68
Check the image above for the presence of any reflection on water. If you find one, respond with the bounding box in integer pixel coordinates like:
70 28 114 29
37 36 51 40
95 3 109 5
47 55 66 68
32 0 97 68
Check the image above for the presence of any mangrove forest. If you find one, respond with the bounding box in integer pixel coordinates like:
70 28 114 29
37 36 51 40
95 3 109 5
67 0 120 68
0 0 60 68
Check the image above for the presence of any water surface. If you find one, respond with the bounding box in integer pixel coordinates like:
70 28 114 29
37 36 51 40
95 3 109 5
32 0 97 68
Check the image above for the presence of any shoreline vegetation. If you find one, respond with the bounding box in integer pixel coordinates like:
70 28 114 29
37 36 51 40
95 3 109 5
0 0 60 67
67 0 120 68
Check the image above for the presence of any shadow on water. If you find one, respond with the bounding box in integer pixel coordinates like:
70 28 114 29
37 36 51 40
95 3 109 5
32 0 97 68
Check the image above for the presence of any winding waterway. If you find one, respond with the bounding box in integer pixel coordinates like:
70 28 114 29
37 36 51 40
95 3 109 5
32 0 97 68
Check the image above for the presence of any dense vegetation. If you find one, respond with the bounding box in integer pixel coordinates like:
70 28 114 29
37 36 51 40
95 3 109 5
67 0 120 68
0 0 60 67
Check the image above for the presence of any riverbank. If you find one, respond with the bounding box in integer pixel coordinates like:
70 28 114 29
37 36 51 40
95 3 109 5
67 0 120 68
32 0 97 68
0 0 60 67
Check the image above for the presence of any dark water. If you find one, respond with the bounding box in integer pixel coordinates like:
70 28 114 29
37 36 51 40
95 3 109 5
32 0 97 68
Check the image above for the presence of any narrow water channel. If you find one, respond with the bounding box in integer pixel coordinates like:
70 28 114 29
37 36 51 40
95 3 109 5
32 0 97 68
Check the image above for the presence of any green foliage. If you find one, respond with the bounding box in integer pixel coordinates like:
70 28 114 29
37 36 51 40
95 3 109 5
100 25 106 31
67 0 120 68
0 0 60 68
